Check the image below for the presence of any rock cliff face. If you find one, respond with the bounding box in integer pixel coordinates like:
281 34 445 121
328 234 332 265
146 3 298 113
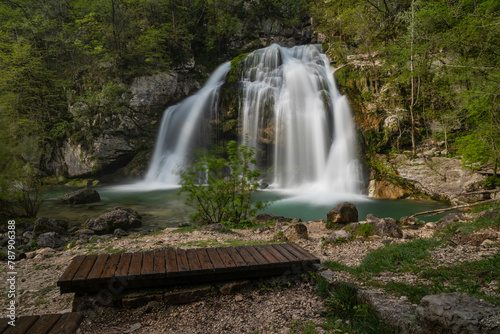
41 70 202 178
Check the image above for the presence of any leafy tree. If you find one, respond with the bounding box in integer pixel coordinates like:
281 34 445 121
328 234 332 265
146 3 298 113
178 141 267 224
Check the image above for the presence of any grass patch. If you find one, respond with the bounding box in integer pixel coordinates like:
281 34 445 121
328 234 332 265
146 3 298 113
179 239 277 247
421 253 500 305
170 225 201 233
384 281 432 305
357 238 442 274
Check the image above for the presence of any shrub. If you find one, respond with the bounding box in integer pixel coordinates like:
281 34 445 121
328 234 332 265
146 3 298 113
178 141 268 225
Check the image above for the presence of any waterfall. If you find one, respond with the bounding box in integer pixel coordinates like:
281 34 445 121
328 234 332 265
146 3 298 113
143 62 231 187
142 44 363 195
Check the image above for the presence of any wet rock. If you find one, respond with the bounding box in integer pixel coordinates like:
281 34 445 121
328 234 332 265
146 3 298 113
37 232 66 249
416 292 500 334
33 218 69 237
327 202 359 224
61 187 101 204
84 207 142 235
283 223 308 242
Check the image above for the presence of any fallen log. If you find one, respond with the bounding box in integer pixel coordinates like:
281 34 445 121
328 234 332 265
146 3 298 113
409 198 500 219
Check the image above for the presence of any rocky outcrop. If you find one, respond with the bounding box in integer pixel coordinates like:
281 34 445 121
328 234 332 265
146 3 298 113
416 292 500 334
61 188 100 204
368 179 409 199
40 70 202 178
327 202 359 224
370 154 488 204
84 207 142 235
33 218 69 237
365 214 403 238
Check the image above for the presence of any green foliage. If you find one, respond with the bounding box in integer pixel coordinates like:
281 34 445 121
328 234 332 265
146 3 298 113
484 176 500 190
358 238 441 274
178 141 268 225
316 278 398 333
356 224 377 238
0 165 46 219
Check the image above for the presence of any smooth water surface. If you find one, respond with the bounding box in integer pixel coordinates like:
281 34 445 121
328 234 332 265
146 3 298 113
39 187 448 230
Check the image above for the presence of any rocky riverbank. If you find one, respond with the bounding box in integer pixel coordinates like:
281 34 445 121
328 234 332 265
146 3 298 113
4 204 499 333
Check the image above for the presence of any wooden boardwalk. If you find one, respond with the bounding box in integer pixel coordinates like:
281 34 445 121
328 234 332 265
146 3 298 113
0 313 82 334
57 243 320 294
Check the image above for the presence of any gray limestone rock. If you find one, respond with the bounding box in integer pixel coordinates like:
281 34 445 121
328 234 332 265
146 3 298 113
416 292 500 334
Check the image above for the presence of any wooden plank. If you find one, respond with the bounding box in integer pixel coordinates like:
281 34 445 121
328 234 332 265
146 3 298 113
165 248 178 273
86 254 109 280
225 247 248 267
128 252 143 277
100 253 121 278
48 313 82 334
195 248 214 271
58 255 85 283
0 318 12 333
141 251 155 275
72 255 97 282
254 245 281 264
3 315 39 334
264 244 290 263
234 246 259 266
115 253 133 277
25 314 62 334
205 248 225 269
153 250 166 275
216 248 237 268
186 249 202 271
176 249 190 272
287 243 318 261
243 246 270 267
271 244 301 262
280 243 309 260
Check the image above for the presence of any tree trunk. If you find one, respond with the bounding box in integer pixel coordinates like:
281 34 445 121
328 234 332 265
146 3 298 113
410 0 416 156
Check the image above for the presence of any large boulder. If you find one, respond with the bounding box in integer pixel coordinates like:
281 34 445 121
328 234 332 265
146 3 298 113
61 188 101 204
327 202 359 224
416 292 500 334
37 232 66 249
84 207 142 235
365 214 403 238
33 218 69 237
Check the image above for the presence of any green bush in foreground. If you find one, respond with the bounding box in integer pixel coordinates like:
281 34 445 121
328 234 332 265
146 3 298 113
178 141 268 225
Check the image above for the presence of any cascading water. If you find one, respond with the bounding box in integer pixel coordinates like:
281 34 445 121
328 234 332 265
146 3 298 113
142 44 363 196
143 62 231 187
